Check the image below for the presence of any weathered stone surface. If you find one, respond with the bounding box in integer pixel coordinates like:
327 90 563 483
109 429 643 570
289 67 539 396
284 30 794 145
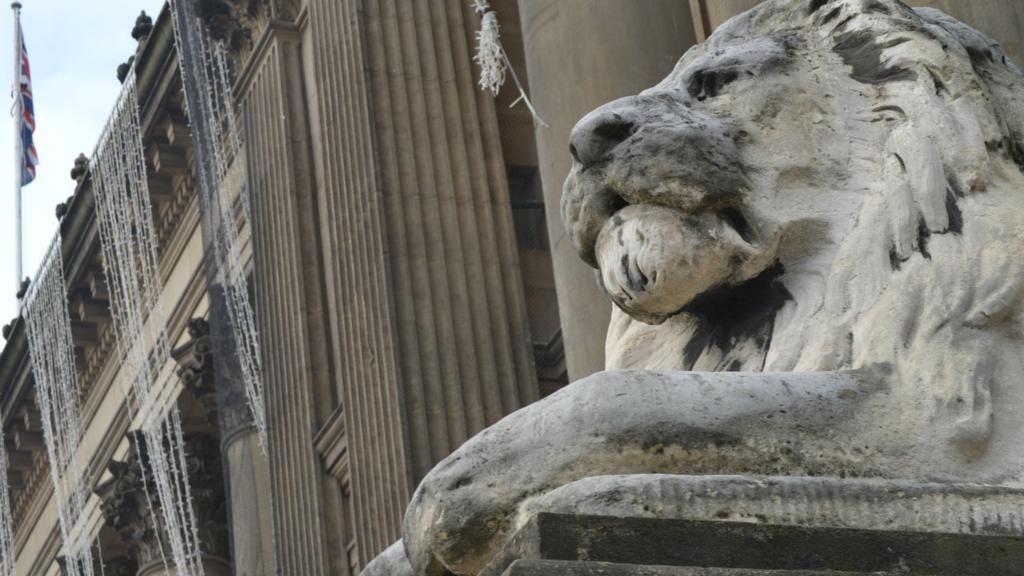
393 1 1024 574
483 513 1024 576
172 318 217 425
362 542 414 576
522 475 1024 537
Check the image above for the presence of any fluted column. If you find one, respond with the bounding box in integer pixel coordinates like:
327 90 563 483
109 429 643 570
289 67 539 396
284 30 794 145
364 0 539 470
517 0 698 380
303 0 409 565
241 23 333 576
303 0 540 565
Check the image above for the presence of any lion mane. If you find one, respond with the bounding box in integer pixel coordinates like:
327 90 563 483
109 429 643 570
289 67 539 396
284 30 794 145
603 0 1024 452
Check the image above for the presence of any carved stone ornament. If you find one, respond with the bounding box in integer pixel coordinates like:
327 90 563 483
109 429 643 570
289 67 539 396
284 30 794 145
195 0 269 61
173 316 256 435
173 317 218 424
365 1 1024 574
70 153 89 182
116 55 135 84
94 433 164 567
182 432 231 561
16 278 30 300
56 195 73 221
96 431 230 565
132 11 154 42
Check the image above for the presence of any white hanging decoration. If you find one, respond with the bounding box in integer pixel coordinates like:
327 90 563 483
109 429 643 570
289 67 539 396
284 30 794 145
23 235 95 576
91 71 205 576
472 0 549 127
0 422 14 576
169 0 268 451
474 5 505 96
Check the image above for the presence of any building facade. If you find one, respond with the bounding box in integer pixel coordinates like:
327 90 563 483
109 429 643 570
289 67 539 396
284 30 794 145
0 1 1020 575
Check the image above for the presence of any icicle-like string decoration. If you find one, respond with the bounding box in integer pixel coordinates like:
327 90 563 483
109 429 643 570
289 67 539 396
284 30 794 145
169 0 267 451
91 72 205 576
472 0 548 127
23 235 95 576
0 422 13 576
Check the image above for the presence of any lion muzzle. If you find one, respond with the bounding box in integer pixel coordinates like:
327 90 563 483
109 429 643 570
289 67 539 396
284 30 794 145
563 92 761 324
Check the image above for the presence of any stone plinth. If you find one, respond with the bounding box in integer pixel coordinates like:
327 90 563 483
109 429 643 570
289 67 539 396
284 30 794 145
482 476 1024 576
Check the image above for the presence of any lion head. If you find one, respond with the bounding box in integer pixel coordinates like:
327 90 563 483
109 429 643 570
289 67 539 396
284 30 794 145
563 0 1024 450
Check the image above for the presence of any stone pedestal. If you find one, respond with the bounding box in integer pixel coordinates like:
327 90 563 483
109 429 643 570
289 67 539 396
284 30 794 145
481 476 1024 576
517 0 698 380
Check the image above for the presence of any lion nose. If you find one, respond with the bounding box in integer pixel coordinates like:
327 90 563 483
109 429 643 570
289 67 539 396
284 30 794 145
569 98 639 167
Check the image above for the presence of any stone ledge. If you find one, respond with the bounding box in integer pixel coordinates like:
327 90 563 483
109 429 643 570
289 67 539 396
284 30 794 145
501 559 884 575
483 512 1024 576
524 475 1024 538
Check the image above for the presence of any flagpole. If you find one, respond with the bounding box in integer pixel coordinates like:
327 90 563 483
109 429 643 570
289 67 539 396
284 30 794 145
11 1 21 295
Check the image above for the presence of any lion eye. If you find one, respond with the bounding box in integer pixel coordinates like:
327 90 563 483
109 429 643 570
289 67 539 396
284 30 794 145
688 69 741 101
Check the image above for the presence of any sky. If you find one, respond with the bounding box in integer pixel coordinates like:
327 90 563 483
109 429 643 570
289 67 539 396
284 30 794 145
0 0 166 325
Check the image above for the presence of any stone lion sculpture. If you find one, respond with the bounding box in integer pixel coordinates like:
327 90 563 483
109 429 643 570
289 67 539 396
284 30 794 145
366 0 1024 574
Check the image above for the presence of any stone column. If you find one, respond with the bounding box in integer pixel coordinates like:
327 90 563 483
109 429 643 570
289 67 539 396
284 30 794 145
302 0 541 565
517 0 699 380
239 21 333 576
173 315 275 576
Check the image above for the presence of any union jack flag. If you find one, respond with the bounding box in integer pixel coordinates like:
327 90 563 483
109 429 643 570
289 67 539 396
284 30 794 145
17 18 36 186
